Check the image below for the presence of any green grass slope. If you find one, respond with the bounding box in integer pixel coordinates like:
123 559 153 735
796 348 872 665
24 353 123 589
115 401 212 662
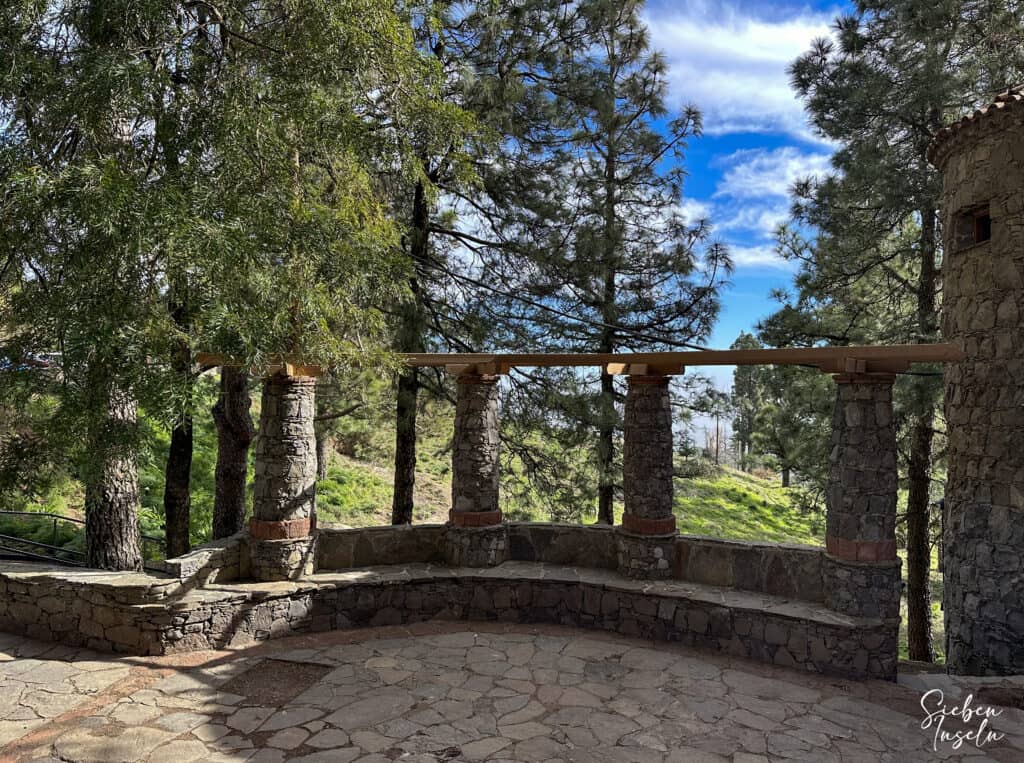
673 467 823 545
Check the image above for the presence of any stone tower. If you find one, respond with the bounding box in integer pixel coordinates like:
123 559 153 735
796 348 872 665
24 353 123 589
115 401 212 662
929 85 1024 675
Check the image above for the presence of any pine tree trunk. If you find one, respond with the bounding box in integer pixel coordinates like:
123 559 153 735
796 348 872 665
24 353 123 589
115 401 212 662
316 428 330 482
392 369 418 525
212 367 254 539
906 205 940 662
597 369 615 525
85 375 143 571
163 415 193 557
907 413 935 661
392 177 429 526
163 286 193 558
781 467 791 488
596 91 618 526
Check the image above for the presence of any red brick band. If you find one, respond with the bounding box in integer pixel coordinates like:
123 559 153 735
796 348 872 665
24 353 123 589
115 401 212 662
628 375 670 387
448 509 503 528
826 534 897 562
621 513 677 536
249 516 313 540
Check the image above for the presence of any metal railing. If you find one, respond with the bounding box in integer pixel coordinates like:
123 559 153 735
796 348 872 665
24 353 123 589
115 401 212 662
0 511 167 572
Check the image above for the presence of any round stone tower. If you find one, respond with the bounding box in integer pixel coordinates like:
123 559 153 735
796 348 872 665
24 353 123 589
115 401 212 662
929 85 1024 675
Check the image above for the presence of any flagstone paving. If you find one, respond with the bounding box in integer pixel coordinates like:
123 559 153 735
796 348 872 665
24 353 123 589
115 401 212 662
0 623 1022 762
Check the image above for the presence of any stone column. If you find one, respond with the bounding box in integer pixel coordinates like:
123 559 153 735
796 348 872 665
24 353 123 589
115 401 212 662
617 374 676 579
931 87 1024 675
444 373 507 567
822 375 902 627
249 373 318 581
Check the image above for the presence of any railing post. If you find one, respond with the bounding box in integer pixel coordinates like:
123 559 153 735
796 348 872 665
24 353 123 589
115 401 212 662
444 372 508 567
822 373 900 677
617 373 676 579
248 372 318 581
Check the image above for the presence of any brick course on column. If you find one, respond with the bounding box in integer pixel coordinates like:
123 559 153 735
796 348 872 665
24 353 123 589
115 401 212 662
249 373 317 581
822 376 901 626
930 85 1024 675
445 374 507 566
617 375 676 579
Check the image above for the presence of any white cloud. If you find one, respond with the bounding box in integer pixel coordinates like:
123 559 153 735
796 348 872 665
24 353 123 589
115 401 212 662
676 197 714 224
645 1 834 142
716 203 789 234
714 146 832 200
728 244 795 270
710 146 831 238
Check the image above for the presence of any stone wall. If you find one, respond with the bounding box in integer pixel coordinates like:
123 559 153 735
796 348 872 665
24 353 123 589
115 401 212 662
934 94 1024 675
160 533 245 585
317 525 447 570
507 524 618 569
823 556 902 621
0 562 180 654
675 536 825 603
0 526 896 679
311 525 825 602
157 564 896 680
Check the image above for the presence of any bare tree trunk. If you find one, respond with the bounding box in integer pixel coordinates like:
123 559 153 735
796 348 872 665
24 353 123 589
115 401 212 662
907 205 940 662
162 290 193 558
907 413 935 661
316 427 330 481
212 367 254 539
85 373 143 571
597 99 619 526
162 415 192 557
597 369 616 524
392 178 429 525
392 368 419 525
781 467 791 488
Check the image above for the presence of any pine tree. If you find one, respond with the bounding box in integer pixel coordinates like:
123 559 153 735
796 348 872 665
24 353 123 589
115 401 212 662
386 0 565 524
779 0 1024 659
479 0 729 523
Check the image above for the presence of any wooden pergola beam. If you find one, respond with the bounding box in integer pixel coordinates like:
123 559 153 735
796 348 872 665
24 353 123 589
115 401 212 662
402 343 963 375
194 353 326 378
196 343 963 378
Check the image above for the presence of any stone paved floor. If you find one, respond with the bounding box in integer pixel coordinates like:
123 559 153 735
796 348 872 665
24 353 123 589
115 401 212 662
1 623 1022 763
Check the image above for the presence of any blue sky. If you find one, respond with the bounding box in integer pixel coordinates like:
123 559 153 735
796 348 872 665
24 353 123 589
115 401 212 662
642 0 846 389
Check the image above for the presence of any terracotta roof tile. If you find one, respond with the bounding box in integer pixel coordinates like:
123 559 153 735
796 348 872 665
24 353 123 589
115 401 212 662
928 84 1024 167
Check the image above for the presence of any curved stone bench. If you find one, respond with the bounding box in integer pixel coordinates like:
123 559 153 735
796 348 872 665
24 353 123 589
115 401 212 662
0 526 897 681
160 562 893 680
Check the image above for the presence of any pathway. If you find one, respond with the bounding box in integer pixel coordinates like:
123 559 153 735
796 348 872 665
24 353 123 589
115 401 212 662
0 623 1021 762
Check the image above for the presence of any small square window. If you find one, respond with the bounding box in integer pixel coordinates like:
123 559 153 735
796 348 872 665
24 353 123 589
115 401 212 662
954 205 991 251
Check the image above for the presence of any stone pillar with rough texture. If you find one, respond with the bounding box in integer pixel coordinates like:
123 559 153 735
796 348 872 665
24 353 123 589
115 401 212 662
617 375 676 579
930 86 1024 675
823 376 902 640
445 374 507 567
249 373 318 581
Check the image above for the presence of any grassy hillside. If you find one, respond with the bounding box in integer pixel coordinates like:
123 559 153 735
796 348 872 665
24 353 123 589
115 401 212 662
674 467 823 545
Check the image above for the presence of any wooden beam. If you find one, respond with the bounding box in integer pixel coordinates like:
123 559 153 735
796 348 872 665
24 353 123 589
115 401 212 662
192 353 326 377
403 343 963 373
